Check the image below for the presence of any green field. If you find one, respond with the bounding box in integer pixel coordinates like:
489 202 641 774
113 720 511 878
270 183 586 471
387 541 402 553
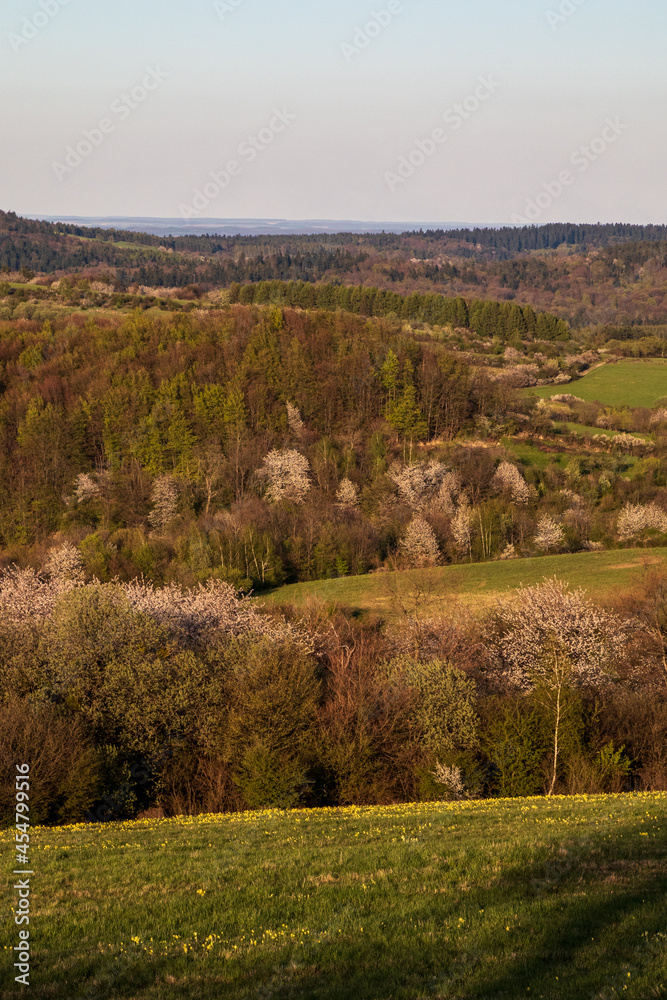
259 548 667 616
2 795 665 999
530 360 667 408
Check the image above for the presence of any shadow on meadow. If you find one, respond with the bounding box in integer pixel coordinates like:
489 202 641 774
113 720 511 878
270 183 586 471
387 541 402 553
226 832 667 1000
245 884 667 1000
7 818 666 1000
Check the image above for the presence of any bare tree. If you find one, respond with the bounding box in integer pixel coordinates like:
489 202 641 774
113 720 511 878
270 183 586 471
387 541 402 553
148 474 180 529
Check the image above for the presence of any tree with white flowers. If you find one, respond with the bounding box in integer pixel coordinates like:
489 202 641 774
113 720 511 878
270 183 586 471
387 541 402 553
44 542 85 584
451 497 472 557
492 577 628 690
335 478 359 509
388 460 451 511
73 472 100 504
491 578 629 794
259 449 311 504
400 517 440 566
286 402 304 434
491 461 535 504
617 503 667 541
148 475 180 529
534 515 565 551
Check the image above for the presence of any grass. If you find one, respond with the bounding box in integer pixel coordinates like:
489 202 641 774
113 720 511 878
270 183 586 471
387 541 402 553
258 548 667 617
1 794 666 998
553 422 651 443
529 359 667 408
500 438 566 470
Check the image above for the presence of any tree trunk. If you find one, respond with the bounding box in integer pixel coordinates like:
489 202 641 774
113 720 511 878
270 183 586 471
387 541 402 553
548 683 562 796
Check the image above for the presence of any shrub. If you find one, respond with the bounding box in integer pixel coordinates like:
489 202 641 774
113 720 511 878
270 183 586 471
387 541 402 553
317 642 419 805
0 697 100 827
484 700 546 797
388 657 479 755
221 639 321 808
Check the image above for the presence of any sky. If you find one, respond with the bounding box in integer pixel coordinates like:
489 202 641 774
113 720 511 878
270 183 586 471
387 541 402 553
1 0 666 225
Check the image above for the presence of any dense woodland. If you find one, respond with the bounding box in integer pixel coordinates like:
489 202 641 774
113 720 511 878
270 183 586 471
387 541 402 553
5 211 667 331
1 298 666 589
1 213 667 824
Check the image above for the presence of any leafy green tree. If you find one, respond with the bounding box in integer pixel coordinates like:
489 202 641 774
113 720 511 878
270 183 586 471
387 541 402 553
221 639 321 808
388 657 479 755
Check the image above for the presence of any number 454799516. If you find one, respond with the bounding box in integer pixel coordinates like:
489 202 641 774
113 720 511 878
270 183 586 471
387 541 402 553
15 765 30 862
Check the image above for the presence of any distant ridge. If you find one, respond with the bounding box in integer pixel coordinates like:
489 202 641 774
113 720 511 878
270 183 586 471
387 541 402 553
28 216 474 238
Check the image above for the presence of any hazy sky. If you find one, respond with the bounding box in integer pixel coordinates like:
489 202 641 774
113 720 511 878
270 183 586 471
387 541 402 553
1 0 665 224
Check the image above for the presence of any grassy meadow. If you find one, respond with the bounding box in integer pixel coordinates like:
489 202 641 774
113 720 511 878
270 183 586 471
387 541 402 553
529 360 667 408
1 794 666 999
259 548 667 617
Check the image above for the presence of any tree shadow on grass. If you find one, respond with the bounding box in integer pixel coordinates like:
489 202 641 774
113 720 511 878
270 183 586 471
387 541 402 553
39 820 667 1000
245 830 667 1000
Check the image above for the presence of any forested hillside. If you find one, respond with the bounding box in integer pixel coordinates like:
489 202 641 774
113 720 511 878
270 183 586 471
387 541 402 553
4 211 667 330
1 215 667 824
0 299 665 590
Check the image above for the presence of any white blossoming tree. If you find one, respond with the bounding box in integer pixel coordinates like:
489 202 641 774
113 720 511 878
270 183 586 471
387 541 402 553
388 461 453 511
0 568 311 649
148 475 180 529
73 473 100 504
286 402 305 435
451 497 472 558
400 517 440 566
335 477 359 509
491 462 535 504
534 515 565 551
491 578 629 794
617 503 667 541
44 542 85 584
259 449 311 505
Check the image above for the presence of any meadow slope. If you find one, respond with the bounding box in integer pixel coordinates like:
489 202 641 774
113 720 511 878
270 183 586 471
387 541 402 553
529 359 667 408
259 547 667 616
1 795 665 999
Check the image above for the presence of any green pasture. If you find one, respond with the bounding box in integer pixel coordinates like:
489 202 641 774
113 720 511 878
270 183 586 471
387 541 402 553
529 360 667 408
259 547 667 617
2 795 665 999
